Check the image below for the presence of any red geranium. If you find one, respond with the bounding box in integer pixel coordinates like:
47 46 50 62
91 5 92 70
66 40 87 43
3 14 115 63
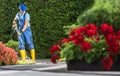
105 35 119 56
85 24 98 37
61 38 70 44
50 54 60 64
100 23 114 37
50 45 60 54
116 30 120 40
72 35 84 45
81 41 92 52
102 57 113 70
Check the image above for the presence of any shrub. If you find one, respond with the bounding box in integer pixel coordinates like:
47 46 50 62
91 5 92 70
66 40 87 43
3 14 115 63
4 40 19 52
0 42 18 65
77 0 120 30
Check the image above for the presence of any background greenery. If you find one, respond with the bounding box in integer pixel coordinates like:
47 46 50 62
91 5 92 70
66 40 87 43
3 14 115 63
77 0 120 31
63 0 120 36
0 0 94 59
1 0 120 59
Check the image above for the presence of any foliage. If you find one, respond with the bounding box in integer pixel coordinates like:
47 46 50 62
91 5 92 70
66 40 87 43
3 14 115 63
0 0 94 58
77 0 120 31
50 23 120 70
4 40 19 52
0 42 18 65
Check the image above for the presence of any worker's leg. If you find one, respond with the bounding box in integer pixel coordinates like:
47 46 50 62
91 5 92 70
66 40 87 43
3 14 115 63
24 28 35 62
18 34 27 60
30 49 35 61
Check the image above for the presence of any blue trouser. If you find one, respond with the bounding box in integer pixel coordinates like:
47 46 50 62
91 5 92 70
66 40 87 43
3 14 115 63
18 27 34 50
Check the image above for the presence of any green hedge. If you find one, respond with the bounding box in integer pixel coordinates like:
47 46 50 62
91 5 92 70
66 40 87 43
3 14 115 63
0 0 94 58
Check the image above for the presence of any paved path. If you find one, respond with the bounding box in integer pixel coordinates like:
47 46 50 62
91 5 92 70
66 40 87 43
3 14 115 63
0 70 108 76
0 60 120 76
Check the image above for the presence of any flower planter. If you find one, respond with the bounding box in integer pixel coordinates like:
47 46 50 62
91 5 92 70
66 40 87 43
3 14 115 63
67 59 120 71
50 23 120 71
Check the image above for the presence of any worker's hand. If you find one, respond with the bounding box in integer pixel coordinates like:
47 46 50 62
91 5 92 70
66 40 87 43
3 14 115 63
17 31 21 36
17 31 23 36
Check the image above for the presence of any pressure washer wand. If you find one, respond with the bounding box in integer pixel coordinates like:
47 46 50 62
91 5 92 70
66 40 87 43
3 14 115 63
11 24 20 40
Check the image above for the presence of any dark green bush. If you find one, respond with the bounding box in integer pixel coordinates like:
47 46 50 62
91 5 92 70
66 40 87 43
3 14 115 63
0 0 94 58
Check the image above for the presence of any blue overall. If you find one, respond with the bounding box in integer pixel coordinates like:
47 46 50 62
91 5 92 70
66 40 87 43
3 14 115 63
15 12 34 50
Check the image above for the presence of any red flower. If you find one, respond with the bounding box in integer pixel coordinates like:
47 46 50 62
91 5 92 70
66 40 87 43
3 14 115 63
106 34 117 43
85 29 97 37
106 35 119 56
85 24 97 37
53 54 60 60
57 38 70 46
77 26 85 34
107 43 119 56
61 38 70 44
50 45 60 54
102 57 113 70
69 26 85 37
69 29 79 37
85 24 97 30
100 23 114 36
50 54 60 64
73 35 84 45
50 57 57 64
116 30 120 40
81 42 92 52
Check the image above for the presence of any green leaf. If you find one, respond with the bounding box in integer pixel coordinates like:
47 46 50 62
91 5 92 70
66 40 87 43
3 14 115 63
77 54 83 60
85 57 93 63
103 51 109 57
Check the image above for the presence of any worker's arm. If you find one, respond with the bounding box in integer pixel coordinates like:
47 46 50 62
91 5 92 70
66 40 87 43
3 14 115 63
21 20 29 32
13 13 18 26
13 19 17 24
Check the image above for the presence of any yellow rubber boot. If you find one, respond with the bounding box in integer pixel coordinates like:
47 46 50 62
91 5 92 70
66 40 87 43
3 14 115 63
30 49 36 62
20 50 26 60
